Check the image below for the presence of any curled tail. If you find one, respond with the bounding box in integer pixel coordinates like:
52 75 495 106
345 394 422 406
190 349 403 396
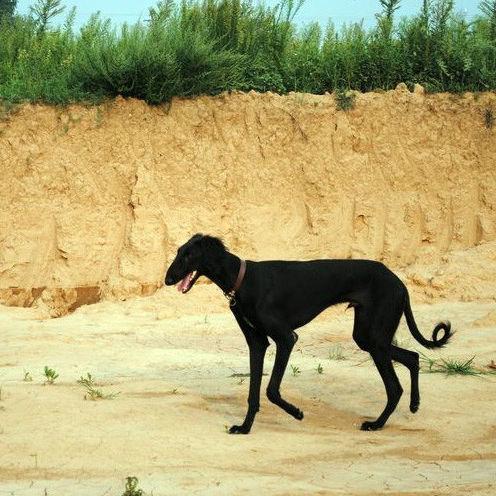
404 292 452 348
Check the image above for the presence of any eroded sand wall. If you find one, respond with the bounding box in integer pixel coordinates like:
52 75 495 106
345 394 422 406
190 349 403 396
1 88 495 315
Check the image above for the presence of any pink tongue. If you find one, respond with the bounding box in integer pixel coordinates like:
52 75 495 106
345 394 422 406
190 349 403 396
177 274 191 293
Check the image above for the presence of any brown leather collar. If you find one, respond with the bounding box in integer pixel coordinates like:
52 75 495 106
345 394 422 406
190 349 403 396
232 259 246 293
224 259 246 306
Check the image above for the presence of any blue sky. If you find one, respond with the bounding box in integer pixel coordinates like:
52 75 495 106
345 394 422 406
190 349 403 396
16 1 482 29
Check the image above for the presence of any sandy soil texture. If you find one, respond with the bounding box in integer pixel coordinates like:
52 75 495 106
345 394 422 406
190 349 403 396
0 286 495 495
1 89 495 494
1 89 496 315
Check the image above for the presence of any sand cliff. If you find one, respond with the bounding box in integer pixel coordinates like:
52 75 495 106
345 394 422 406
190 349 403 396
1 87 495 316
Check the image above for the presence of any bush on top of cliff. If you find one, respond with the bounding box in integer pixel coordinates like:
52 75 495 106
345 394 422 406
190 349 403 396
0 0 495 104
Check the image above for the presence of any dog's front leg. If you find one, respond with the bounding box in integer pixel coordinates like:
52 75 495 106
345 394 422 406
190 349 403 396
229 336 268 434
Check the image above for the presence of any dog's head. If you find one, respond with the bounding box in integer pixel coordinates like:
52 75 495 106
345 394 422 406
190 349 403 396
164 234 226 293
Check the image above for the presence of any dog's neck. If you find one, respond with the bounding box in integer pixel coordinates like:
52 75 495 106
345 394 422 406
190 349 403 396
202 250 241 295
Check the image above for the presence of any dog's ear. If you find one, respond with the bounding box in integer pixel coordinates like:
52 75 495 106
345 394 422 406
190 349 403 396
200 235 226 253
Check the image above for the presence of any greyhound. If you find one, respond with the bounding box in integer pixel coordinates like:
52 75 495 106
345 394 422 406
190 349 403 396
164 234 451 434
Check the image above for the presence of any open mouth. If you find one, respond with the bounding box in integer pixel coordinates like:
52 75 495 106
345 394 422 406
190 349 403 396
177 271 199 294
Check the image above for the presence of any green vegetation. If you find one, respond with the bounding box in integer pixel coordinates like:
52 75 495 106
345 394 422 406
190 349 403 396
334 89 356 111
290 364 301 376
0 0 495 105
419 353 496 376
77 373 119 400
316 363 324 374
43 366 59 384
122 476 144 496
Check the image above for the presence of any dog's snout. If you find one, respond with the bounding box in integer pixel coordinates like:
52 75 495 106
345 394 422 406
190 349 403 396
165 275 174 286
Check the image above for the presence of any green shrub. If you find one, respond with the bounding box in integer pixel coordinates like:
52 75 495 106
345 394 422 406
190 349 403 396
0 0 495 104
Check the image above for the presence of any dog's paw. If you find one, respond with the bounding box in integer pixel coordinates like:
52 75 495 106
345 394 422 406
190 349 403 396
410 402 419 413
360 420 383 431
294 409 304 421
228 424 250 435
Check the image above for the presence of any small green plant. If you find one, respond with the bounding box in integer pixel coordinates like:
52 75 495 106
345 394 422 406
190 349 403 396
290 364 301 377
484 107 494 129
316 363 324 374
329 345 346 361
419 353 496 376
23 370 33 382
335 89 356 111
77 373 119 400
439 357 480 375
122 476 144 496
43 366 59 384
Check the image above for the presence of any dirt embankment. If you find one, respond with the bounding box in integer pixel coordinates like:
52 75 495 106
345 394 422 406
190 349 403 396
1 87 495 316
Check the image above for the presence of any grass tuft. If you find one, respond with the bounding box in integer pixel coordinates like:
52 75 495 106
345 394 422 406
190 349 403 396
122 476 144 496
290 364 301 377
419 353 496 376
43 366 59 384
77 373 120 400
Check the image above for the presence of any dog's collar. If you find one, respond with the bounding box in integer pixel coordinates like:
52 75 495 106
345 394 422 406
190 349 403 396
224 259 246 306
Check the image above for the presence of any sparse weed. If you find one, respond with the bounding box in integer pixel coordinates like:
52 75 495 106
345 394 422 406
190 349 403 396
316 363 324 374
439 357 479 375
77 373 119 400
419 353 496 376
43 366 59 384
23 370 33 382
329 345 346 361
122 476 144 496
335 89 356 111
291 364 301 377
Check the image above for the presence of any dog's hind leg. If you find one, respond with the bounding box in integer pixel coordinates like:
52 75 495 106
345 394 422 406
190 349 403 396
391 345 420 413
266 333 304 421
361 345 403 431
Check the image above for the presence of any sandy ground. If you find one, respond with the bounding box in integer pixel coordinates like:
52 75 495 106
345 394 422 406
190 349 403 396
0 286 495 495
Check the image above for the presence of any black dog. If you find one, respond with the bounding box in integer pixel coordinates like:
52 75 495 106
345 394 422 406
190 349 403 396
165 234 451 434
